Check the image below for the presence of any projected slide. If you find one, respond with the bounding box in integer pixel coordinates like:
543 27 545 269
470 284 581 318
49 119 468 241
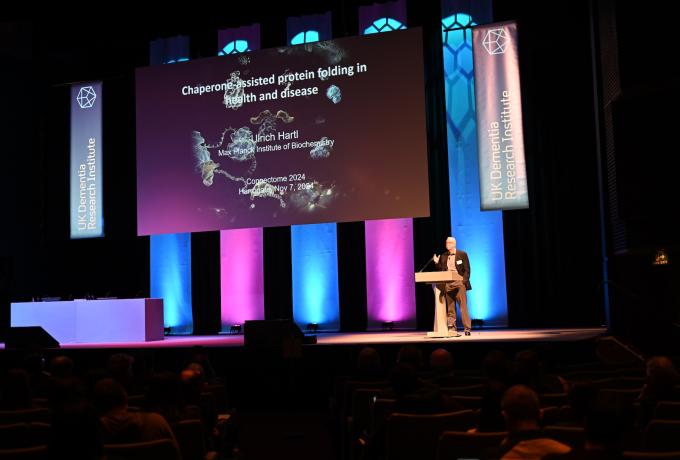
136 28 429 235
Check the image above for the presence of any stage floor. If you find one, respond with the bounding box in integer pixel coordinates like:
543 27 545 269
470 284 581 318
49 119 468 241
0 327 606 350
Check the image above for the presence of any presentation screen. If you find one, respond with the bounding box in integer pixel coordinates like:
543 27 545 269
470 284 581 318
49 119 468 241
136 28 429 235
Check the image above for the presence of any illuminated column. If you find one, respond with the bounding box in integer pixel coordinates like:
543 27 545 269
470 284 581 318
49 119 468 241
286 13 340 331
148 37 193 334
441 0 508 326
359 1 417 329
216 25 266 330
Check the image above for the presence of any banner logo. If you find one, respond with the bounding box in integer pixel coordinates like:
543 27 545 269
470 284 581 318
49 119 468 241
76 86 97 109
482 28 510 55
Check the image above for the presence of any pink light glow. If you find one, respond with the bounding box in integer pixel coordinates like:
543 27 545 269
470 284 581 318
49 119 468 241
365 218 417 329
220 228 265 328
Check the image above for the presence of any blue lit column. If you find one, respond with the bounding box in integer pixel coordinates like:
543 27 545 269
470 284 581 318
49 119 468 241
287 13 340 331
441 1 508 326
148 37 193 334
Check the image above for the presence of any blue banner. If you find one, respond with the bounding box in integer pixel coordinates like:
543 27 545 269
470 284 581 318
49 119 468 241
70 81 104 238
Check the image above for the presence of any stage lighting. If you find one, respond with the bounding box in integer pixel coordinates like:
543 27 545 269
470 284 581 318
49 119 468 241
382 321 395 331
306 323 319 333
229 324 242 334
471 319 484 330
653 249 669 266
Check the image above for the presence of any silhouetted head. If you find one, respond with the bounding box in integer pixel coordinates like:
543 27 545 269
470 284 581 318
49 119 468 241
502 385 541 431
430 348 453 375
50 355 75 379
390 363 419 395
94 378 127 413
397 345 423 370
357 347 381 375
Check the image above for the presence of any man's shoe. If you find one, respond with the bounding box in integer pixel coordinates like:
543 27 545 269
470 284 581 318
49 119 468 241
464 330 471 336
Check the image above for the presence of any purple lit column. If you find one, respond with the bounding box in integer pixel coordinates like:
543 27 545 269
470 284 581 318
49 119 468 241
365 219 416 329
217 24 265 331
360 1 416 330
220 228 264 327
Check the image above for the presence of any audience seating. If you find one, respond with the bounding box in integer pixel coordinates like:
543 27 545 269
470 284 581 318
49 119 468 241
103 439 182 460
643 420 680 452
623 452 680 459
172 418 216 460
386 410 475 460
440 384 486 397
543 425 586 448
0 445 48 460
0 408 49 424
655 402 680 421
0 423 30 449
436 430 507 460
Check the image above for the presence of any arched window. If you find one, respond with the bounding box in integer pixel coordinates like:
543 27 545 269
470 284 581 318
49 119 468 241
441 13 477 140
218 39 251 56
363 17 406 35
290 30 320 45
163 57 189 64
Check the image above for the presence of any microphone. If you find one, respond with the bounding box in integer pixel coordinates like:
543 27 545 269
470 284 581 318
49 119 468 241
418 254 438 272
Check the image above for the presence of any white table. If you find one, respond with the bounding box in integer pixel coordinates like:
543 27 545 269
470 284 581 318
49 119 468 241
10 298 164 344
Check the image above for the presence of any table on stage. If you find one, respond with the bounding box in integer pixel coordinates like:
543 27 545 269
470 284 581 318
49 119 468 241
10 298 164 344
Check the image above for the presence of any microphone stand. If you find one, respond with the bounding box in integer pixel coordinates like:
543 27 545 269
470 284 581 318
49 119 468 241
418 256 437 272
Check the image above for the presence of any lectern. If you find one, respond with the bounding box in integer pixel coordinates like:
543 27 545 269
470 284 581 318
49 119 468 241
415 271 459 338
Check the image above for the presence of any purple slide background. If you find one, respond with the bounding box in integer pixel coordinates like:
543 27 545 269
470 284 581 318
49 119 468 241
136 28 429 235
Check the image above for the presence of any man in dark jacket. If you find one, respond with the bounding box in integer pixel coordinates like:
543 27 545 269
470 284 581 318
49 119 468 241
434 236 472 335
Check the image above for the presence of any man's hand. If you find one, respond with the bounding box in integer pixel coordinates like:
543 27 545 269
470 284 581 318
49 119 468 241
433 253 440 264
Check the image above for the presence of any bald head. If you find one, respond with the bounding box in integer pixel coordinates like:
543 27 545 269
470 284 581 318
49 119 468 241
51 356 74 379
646 356 677 376
430 348 453 374
502 385 541 428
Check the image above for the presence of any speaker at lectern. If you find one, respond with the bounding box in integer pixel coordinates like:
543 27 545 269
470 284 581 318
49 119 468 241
415 271 458 338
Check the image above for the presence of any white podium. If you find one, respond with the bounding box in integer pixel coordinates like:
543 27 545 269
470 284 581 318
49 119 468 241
415 271 459 338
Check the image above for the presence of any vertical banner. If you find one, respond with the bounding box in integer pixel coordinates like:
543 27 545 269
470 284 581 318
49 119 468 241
70 81 104 238
473 21 529 210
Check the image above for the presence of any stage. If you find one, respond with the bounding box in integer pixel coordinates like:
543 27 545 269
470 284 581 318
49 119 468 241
0 327 606 350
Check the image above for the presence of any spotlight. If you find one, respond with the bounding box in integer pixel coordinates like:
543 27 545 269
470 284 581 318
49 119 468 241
381 321 395 331
306 323 319 333
230 324 242 334
471 319 484 330
653 249 669 266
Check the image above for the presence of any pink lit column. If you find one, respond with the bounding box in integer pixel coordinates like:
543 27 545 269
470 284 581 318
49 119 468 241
365 218 416 329
218 25 264 331
220 228 264 328
361 2 416 329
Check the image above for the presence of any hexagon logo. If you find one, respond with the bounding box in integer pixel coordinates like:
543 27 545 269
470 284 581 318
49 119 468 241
76 86 97 109
482 28 510 55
